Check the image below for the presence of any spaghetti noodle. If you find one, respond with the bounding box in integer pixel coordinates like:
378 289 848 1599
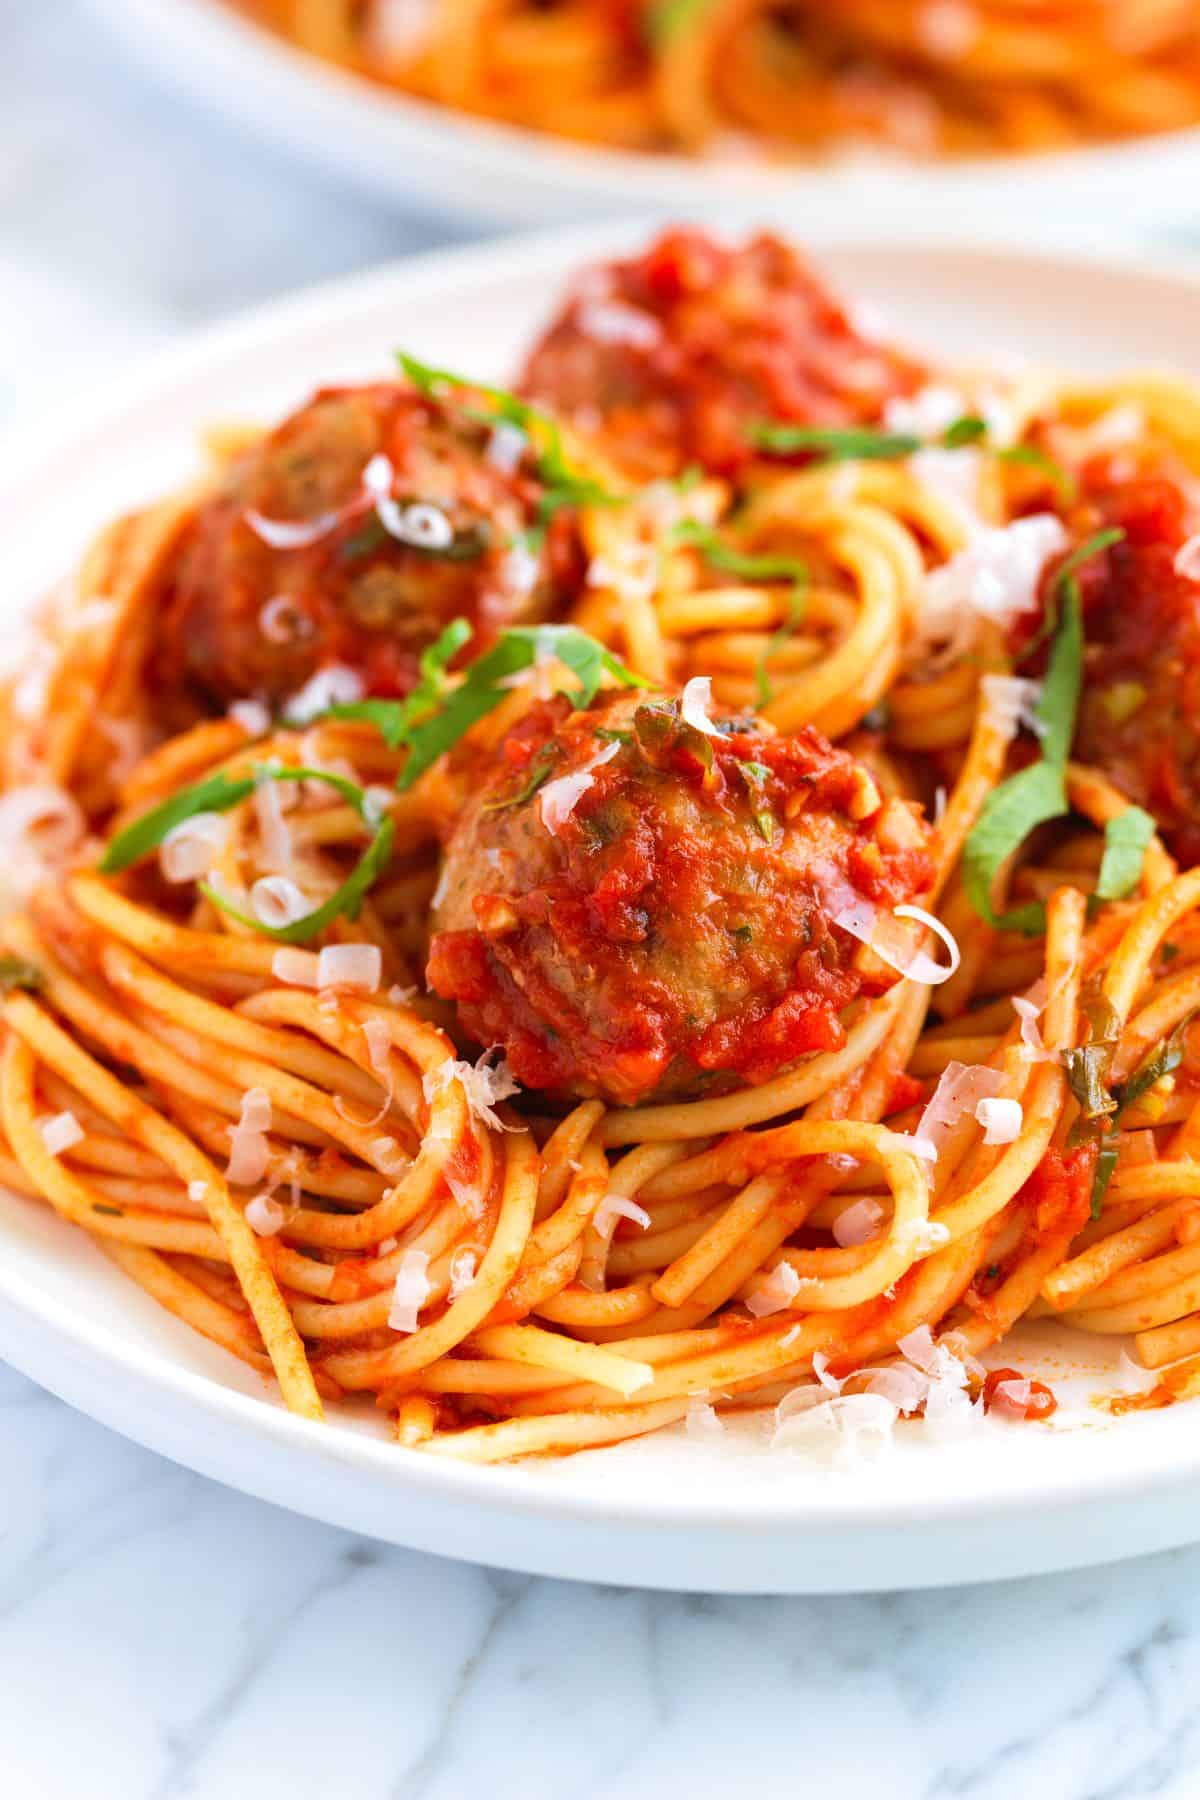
7 226 1200 1465
233 0 1200 160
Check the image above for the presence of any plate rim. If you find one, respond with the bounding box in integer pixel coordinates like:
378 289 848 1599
10 228 1200 1585
82 0 1200 225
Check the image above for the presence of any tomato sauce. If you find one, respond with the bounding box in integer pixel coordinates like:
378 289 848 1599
428 689 934 1105
521 228 926 479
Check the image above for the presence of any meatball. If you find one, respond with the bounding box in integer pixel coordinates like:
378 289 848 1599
160 381 584 704
1022 452 1200 865
520 227 926 480
426 686 934 1107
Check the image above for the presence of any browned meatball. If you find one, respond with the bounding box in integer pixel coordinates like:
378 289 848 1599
427 686 934 1107
520 227 926 480
159 382 585 704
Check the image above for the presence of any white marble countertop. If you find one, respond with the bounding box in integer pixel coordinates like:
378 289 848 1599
8 7 1200 1797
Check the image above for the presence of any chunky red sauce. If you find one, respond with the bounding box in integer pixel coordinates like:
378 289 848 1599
159 382 582 705
427 689 933 1105
982 1366 1058 1421
520 228 926 479
1016 452 1200 865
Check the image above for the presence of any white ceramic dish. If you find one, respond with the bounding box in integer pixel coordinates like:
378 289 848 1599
86 0 1200 234
5 227 1200 1595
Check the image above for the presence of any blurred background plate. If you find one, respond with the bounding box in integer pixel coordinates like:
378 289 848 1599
7 225 1200 1594
85 0 1200 236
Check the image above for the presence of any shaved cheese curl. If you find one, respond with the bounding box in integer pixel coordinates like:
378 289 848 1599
245 1193 286 1237
832 1198 885 1247
316 944 382 993
539 741 619 835
835 898 961 986
388 1249 430 1333
424 1048 521 1132
160 812 229 884
914 1061 1003 1161
745 1260 802 1317
595 1193 652 1239
679 675 721 737
975 1096 1023 1144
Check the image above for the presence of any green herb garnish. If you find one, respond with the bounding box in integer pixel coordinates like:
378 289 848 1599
481 744 560 813
749 422 922 461
672 519 809 709
1018 527 1125 664
942 416 988 447
994 443 1076 502
736 760 776 842
0 955 41 993
327 618 471 748
1113 1011 1197 1122
963 530 1126 933
321 620 646 791
100 764 395 946
749 412 1073 498
673 519 808 592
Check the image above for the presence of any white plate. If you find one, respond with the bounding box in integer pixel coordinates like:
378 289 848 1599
86 0 1200 234
5 227 1200 1595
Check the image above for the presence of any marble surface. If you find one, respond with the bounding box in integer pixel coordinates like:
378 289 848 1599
8 6 1200 1797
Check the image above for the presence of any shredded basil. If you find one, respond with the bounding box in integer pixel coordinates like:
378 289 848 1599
673 519 808 592
749 422 922 461
200 818 394 945
736 760 776 841
101 763 395 946
1063 1041 1119 1125
397 351 622 548
749 412 1073 496
673 519 809 708
942 416 988 447
0 955 41 993
994 442 1076 502
327 619 471 749
101 769 263 874
963 530 1126 932
1018 527 1125 665
1094 806 1156 905
481 745 560 812
1113 1011 1197 1121
401 624 647 792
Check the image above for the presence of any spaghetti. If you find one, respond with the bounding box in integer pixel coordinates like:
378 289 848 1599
233 0 1200 160
7 226 1200 1466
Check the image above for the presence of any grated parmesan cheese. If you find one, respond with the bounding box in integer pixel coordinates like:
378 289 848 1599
38 1111 83 1157
917 514 1068 651
745 1260 802 1318
388 1249 430 1333
423 1047 521 1132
